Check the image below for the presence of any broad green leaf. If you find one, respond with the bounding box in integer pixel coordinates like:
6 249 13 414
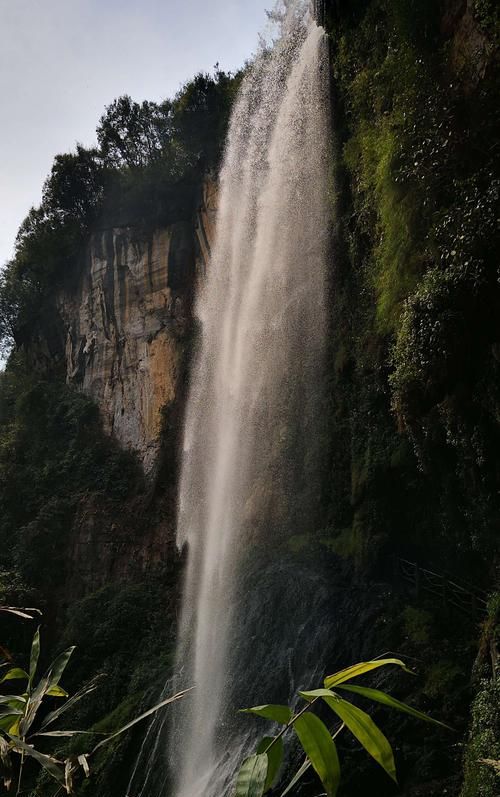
306 689 396 783
46 646 75 691
0 709 23 736
257 736 284 790
20 673 52 735
234 753 268 797
39 676 101 730
46 684 69 698
324 659 413 689
21 647 75 735
338 684 452 729
0 715 21 735
0 695 26 710
0 668 29 685
0 708 23 720
8 736 65 784
91 687 192 753
293 713 340 797
30 627 41 683
240 705 292 725
280 757 311 797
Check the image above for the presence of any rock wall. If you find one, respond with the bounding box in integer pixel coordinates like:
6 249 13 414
57 179 218 475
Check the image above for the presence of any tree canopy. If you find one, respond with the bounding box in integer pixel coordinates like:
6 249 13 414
0 66 242 356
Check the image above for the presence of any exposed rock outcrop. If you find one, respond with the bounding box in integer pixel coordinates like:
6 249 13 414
57 179 217 475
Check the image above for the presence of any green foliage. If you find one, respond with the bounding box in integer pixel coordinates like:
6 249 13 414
391 176 500 432
472 0 500 41
402 607 432 647
235 754 269 797
423 660 463 701
461 594 500 796
97 96 175 169
461 679 500 797
97 67 240 173
236 657 445 797
0 619 188 794
336 1 441 333
0 67 241 355
0 147 106 353
0 358 141 592
324 0 500 569
292 712 341 796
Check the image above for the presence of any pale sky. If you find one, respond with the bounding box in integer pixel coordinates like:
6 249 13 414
0 0 269 267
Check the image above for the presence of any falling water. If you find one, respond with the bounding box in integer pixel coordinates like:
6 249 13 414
132 4 332 796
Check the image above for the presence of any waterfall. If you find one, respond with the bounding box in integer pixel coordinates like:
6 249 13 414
129 5 332 796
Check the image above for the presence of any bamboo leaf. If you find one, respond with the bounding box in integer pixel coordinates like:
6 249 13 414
293 713 340 797
337 684 452 729
20 673 51 735
65 757 74 794
234 753 268 797
91 687 192 754
324 659 413 689
280 757 311 797
46 685 69 698
0 707 23 737
78 754 90 777
257 736 283 790
39 676 101 731
0 668 29 685
0 716 20 735
240 704 292 725
32 730 100 738
0 708 23 720
21 647 75 735
46 647 75 691
0 695 26 710
304 690 397 783
30 627 41 683
0 607 41 620
8 736 65 784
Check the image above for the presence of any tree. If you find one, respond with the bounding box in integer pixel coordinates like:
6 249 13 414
171 67 242 169
96 96 174 169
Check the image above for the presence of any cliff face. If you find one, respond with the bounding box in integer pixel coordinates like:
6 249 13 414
0 6 498 796
57 179 218 475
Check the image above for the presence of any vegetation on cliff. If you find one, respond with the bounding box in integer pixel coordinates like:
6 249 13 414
323 0 499 592
0 67 240 356
321 0 499 792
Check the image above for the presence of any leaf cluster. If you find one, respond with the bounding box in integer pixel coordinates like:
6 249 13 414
0 619 188 795
236 657 448 797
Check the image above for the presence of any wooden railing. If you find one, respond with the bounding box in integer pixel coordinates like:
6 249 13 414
395 558 489 619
